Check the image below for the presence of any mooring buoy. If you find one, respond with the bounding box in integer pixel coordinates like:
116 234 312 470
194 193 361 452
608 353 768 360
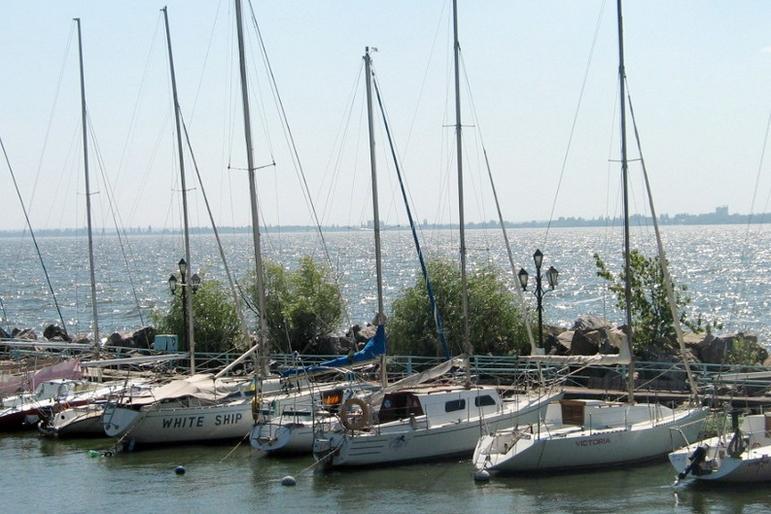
280 475 296 486
175 465 186 475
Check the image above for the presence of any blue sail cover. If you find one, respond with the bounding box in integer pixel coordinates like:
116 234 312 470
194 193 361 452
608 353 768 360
279 324 386 377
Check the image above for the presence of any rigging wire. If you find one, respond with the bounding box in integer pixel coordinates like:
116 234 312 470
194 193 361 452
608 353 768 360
179 111 250 349
456 48 537 353
27 25 76 221
246 0 334 269
114 14 162 189
86 114 146 326
543 0 607 247
1 134 68 335
372 73 450 359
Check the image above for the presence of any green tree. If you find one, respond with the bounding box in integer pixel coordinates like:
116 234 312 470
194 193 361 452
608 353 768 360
152 278 242 353
388 259 532 356
594 250 715 358
251 256 344 354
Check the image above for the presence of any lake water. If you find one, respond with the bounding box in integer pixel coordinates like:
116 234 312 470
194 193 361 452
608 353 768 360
1 432 770 513
2 225 771 512
0 225 769 345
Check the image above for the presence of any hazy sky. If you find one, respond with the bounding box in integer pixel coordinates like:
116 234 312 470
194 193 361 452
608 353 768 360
2 1 770 232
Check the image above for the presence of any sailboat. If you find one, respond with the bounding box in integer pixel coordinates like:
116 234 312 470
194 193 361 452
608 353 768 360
250 46 390 455
311 2 560 469
471 0 707 475
670 411 771 483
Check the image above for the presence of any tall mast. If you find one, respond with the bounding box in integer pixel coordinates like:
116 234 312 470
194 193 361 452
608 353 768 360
452 0 471 357
616 0 635 404
234 0 267 375
161 6 196 373
74 19 99 346
364 48 384 322
364 47 387 389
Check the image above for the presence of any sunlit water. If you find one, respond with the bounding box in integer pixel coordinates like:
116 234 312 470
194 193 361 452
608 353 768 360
0 225 769 345
2 225 771 511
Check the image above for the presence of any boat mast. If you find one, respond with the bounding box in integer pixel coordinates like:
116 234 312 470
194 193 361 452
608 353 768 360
364 48 384 323
616 0 635 404
452 0 472 358
74 19 99 347
364 47 387 388
234 0 267 378
161 6 196 374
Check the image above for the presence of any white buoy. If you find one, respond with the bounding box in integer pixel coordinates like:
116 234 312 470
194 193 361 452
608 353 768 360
473 469 491 482
280 475 297 487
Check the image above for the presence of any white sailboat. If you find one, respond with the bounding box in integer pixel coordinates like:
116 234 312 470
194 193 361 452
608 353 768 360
250 44 389 456
313 0 561 468
670 413 771 483
472 0 708 476
98 5 275 447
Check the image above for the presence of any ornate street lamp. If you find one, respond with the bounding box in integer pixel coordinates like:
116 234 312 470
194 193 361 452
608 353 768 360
167 258 200 353
518 249 559 349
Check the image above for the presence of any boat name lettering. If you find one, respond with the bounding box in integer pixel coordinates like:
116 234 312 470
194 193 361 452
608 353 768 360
214 413 243 426
161 416 205 429
575 437 610 447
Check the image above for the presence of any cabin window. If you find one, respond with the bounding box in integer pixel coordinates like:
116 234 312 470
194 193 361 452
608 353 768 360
445 399 466 412
378 393 424 424
474 395 496 407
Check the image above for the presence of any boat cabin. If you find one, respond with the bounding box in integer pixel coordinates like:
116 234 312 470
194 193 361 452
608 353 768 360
378 387 502 425
545 399 675 430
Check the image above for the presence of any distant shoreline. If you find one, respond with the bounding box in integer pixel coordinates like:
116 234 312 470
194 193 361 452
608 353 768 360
1 212 770 238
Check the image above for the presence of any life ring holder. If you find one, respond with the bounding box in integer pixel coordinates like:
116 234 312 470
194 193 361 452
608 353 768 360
340 398 371 431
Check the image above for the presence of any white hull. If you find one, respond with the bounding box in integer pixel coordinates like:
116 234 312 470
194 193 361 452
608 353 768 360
315 390 560 467
41 404 106 437
669 415 771 483
103 399 253 445
251 421 317 454
474 403 708 473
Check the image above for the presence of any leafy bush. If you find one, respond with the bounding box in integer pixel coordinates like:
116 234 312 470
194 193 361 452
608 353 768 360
152 277 242 353
251 256 344 354
594 250 718 358
388 259 531 356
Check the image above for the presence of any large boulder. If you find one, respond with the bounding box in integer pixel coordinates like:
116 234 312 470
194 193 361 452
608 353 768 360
132 326 156 349
571 330 603 355
602 327 627 354
107 332 135 348
43 324 71 342
0 326 10 339
572 315 610 332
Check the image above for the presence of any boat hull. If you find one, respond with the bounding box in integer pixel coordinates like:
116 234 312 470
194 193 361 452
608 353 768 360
475 407 708 473
669 436 771 483
315 392 559 467
103 400 253 445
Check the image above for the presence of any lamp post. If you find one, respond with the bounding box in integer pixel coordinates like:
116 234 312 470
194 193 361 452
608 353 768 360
518 249 559 349
168 258 201 356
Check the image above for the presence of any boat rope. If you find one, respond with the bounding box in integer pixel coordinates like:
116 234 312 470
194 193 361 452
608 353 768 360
543 0 607 247
371 73 450 359
86 115 146 327
219 430 251 462
1 135 69 335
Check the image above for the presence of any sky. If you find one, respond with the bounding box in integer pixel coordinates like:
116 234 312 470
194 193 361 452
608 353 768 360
1 0 771 232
